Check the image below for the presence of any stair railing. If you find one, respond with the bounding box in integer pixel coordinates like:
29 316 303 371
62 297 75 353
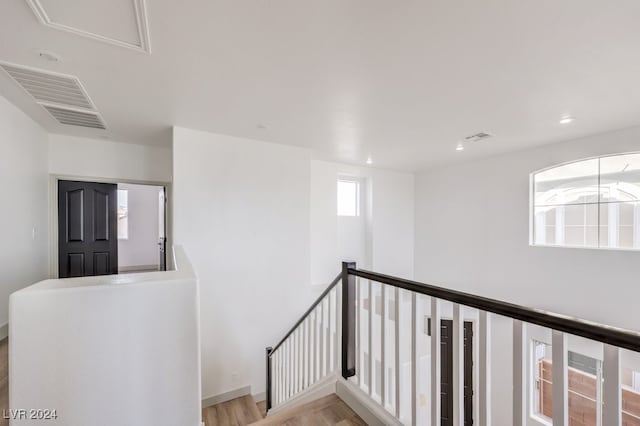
266 262 640 426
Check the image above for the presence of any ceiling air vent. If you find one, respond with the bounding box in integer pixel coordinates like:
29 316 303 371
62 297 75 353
464 132 493 143
0 62 95 110
42 104 106 129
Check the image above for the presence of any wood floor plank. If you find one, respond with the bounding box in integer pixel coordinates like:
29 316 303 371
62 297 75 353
248 394 365 426
0 339 362 426
203 394 263 426
0 339 7 426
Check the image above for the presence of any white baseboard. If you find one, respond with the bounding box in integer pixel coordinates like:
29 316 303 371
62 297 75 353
0 322 7 341
118 264 159 273
336 377 404 426
252 391 266 403
268 373 338 415
201 385 251 408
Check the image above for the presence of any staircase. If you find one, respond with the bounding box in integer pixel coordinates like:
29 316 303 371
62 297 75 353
202 394 364 426
260 262 640 426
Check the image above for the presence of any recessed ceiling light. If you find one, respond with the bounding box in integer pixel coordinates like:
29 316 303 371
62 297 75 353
366 157 373 165
559 116 575 124
456 144 464 151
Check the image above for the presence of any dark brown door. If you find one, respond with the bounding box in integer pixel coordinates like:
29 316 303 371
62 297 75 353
58 180 118 278
440 319 474 426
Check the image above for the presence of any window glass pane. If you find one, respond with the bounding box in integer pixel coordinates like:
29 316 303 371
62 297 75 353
622 366 640 421
600 153 640 202
117 189 128 240
567 352 601 426
535 158 600 206
599 202 640 249
533 341 553 422
337 180 359 216
534 204 598 247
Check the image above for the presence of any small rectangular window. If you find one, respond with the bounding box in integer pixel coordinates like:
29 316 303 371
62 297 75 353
117 189 128 240
337 179 360 216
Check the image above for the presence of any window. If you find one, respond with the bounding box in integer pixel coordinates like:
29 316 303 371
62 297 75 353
337 178 360 216
532 153 640 250
117 189 128 240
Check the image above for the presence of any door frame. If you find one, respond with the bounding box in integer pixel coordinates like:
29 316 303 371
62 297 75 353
49 174 172 279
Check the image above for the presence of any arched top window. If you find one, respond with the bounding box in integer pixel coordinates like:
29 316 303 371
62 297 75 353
532 152 640 250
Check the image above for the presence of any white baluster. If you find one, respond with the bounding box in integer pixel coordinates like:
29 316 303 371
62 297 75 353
325 295 330 375
513 320 527 426
299 325 303 392
285 339 290 399
552 330 568 426
411 292 416 426
293 330 298 395
603 344 621 426
278 350 283 404
479 311 491 426
304 315 311 388
274 350 278 406
395 288 400 418
430 297 441 425
310 309 316 386
381 284 386 409
368 280 373 396
337 282 343 375
319 302 324 379
355 279 360 386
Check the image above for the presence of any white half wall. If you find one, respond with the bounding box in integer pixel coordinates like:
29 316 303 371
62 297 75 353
0 94 49 330
414 125 640 425
172 127 314 399
48 135 172 183
9 246 201 426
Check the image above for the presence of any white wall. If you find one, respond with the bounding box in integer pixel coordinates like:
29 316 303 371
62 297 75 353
118 183 163 270
414 125 640 425
174 128 416 401
173 127 315 400
0 95 49 330
310 160 415 287
49 135 172 183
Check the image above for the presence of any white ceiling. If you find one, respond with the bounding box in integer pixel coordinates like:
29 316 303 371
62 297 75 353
2 0 640 171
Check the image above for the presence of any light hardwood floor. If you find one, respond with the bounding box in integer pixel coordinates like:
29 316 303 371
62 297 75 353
248 394 366 426
202 395 264 426
0 339 8 426
0 341 362 426
203 393 365 426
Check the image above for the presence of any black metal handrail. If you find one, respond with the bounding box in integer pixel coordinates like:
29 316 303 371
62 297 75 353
265 272 341 411
349 268 640 353
270 272 341 355
265 262 640 412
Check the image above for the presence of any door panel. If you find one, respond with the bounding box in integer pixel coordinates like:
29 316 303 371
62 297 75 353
464 322 473 426
93 189 110 241
93 252 110 275
440 319 474 426
67 253 85 277
441 320 453 426
58 180 118 278
66 189 84 242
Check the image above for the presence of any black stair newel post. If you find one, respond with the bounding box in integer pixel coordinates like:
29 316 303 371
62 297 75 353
265 346 273 411
341 261 357 379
